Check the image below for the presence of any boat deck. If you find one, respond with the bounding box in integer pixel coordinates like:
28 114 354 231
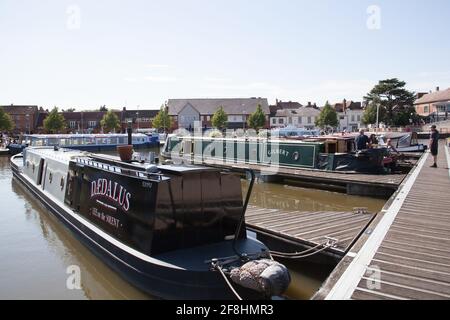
246 206 376 257
316 141 450 300
203 159 407 197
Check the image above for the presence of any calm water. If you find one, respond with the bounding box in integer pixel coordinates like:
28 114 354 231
0 151 385 300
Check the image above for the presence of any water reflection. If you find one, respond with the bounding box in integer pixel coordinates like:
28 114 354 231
244 181 385 213
0 156 149 299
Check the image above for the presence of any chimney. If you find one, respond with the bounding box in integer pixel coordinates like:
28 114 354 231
123 107 126 111
307 102 311 107
436 86 440 92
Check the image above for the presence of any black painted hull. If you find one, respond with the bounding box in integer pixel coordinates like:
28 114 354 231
10 161 264 300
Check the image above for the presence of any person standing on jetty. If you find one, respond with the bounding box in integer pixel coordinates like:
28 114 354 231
429 125 439 168
355 129 370 150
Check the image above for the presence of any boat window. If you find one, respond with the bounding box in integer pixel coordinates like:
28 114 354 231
118 137 125 144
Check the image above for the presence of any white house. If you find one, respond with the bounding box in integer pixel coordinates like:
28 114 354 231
332 100 364 132
270 105 321 130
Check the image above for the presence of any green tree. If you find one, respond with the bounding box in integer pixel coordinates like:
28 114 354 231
247 104 266 132
152 105 173 133
211 106 228 130
315 101 338 130
0 107 14 131
43 107 66 133
99 105 108 112
363 78 416 126
100 110 120 133
362 104 386 125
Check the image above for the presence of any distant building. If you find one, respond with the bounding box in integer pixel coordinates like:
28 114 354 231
414 87 450 121
167 98 270 130
36 107 159 134
0 105 39 134
270 102 320 130
118 108 159 132
332 100 363 132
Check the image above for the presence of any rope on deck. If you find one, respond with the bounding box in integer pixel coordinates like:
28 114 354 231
269 237 338 259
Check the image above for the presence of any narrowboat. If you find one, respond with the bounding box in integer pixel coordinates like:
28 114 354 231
7 133 160 155
162 134 392 174
10 147 290 299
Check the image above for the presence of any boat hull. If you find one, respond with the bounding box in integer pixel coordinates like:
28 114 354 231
10 159 264 300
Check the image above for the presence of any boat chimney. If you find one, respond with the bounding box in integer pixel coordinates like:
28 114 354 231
117 120 134 162
127 120 132 145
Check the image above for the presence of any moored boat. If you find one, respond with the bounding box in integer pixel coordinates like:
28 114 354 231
10 147 290 299
8 133 160 155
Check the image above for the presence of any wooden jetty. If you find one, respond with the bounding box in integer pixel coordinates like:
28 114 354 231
314 141 450 300
203 159 407 198
246 206 377 264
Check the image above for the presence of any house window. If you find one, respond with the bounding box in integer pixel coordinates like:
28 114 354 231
351 115 355 122
278 118 284 124
307 117 312 124
298 117 302 124
288 117 293 124
272 118 276 124
424 106 429 113
207 116 211 121
69 121 77 129
357 115 361 122
88 121 97 128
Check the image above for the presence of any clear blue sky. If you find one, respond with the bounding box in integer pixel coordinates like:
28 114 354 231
1 0 449 110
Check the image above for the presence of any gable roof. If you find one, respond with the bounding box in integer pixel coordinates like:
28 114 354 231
1 105 38 115
167 98 269 116
332 101 363 112
274 107 320 117
415 88 450 105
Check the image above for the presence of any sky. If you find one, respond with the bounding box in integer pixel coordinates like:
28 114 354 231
1 0 449 110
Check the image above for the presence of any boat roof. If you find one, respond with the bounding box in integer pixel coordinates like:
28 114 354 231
24 133 148 138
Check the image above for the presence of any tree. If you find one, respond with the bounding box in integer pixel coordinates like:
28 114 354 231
362 104 386 125
100 110 120 133
315 101 338 130
363 78 416 126
99 105 108 112
247 104 266 132
211 106 228 130
152 105 173 133
43 107 66 133
0 107 14 131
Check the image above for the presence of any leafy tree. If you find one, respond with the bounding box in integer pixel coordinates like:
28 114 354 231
100 110 120 133
0 107 14 131
211 106 228 130
315 101 338 129
43 107 66 133
362 104 386 125
65 108 76 112
99 105 108 112
247 104 266 132
152 105 173 133
363 78 416 126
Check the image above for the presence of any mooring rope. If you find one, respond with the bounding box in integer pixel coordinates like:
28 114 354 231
216 265 243 301
269 237 338 259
